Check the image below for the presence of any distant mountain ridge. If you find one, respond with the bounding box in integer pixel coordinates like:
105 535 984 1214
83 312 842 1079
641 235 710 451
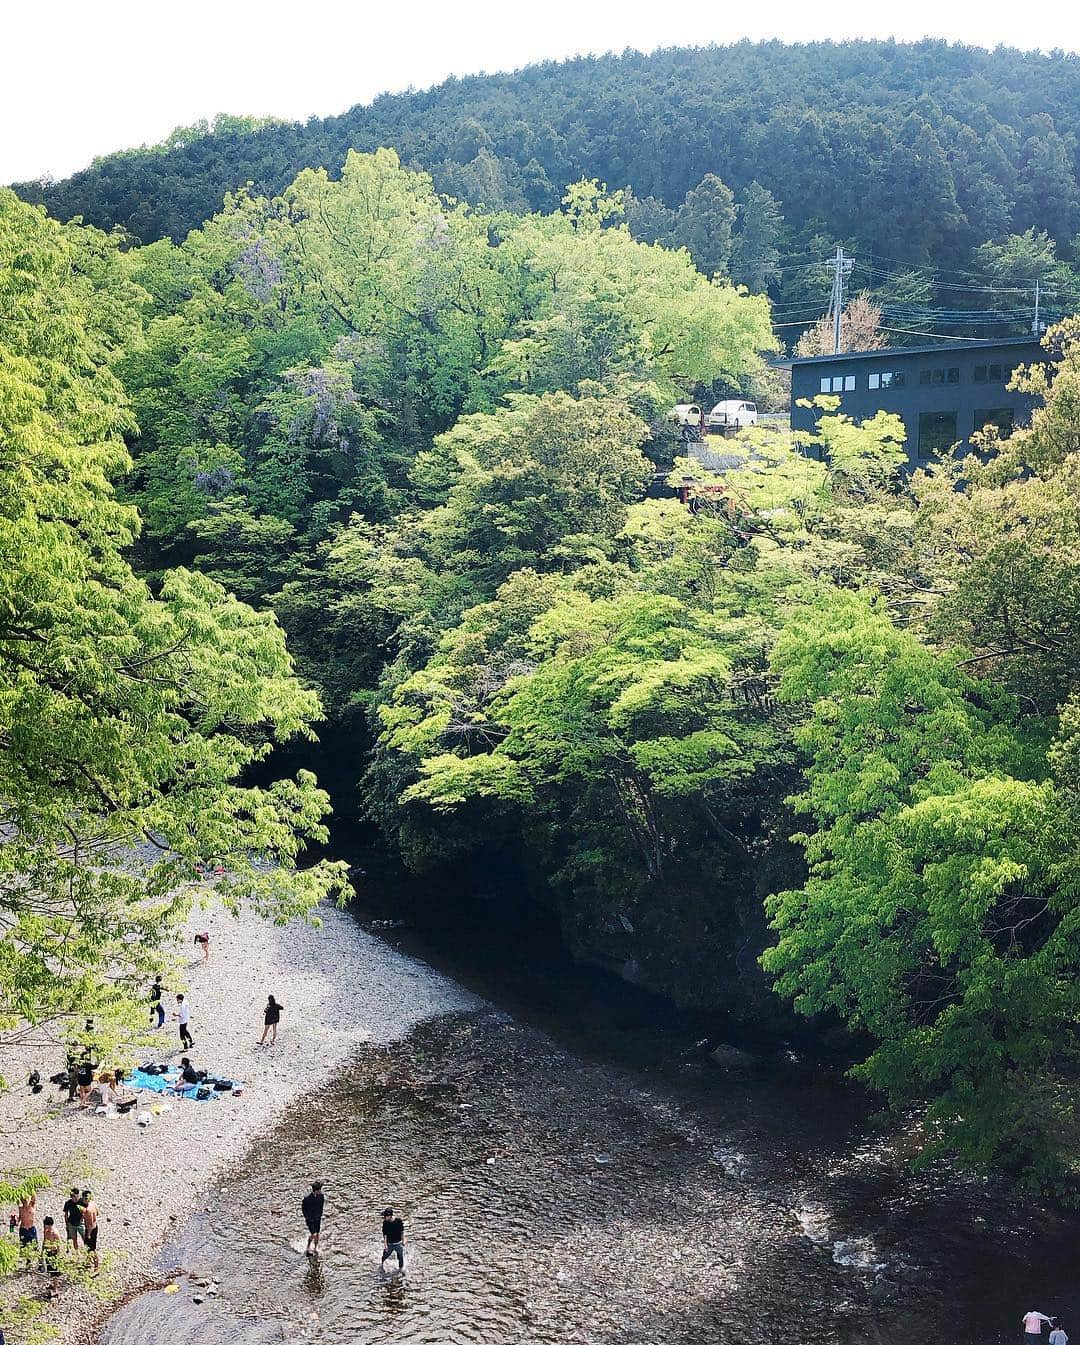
14 39 1080 281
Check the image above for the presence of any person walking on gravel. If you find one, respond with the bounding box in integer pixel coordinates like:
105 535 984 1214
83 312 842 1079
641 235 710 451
302 1181 324 1256
258 995 283 1047
173 993 194 1049
148 974 165 1029
381 1207 406 1271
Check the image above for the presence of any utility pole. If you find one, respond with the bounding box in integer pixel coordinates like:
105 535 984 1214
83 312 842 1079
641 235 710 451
829 245 855 354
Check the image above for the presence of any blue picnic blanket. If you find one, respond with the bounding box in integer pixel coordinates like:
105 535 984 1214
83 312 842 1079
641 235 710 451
130 1066 242 1102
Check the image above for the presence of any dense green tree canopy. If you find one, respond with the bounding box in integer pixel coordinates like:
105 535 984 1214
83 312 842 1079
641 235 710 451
17 40 1080 337
0 189 347 1050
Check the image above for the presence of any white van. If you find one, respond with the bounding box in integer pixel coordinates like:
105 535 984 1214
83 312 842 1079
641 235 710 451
670 403 704 427
706 400 758 430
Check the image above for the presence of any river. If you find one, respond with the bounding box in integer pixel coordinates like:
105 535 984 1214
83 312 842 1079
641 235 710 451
101 891 1080 1345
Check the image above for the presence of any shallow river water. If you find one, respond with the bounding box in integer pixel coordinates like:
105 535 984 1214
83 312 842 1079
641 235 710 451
101 901 1080 1345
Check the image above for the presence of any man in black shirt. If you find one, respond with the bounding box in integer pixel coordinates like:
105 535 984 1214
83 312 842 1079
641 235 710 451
302 1181 324 1256
381 1207 405 1270
62 1187 83 1249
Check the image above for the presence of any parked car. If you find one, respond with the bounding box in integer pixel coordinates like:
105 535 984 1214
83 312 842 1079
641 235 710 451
706 399 758 430
669 403 704 427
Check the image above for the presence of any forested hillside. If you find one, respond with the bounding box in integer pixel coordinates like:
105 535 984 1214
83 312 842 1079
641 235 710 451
14 40 1080 339
7 119 1080 1194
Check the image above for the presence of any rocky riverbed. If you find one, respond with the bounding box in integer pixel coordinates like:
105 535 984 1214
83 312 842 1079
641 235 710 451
0 893 476 1343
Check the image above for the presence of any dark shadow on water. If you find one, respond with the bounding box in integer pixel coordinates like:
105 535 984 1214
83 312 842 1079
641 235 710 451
101 1011 1080 1345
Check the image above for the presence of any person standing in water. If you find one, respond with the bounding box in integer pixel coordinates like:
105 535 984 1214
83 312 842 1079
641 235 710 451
1025 1311 1055 1339
258 996 283 1047
301 1181 324 1256
381 1207 405 1271
1049 1323 1069 1345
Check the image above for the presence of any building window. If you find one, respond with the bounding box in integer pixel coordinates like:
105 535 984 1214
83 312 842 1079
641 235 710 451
974 365 987 383
870 369 906 390
831 376 845 393
974 408 1014 438
918 410 958 458
919 367 960 386
820 377 831 393
844 374 855 391
989 363 1003 382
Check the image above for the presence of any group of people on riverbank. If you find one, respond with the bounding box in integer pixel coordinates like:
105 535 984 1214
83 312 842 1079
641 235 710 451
300 1182 406 1274
8 1188 102 1282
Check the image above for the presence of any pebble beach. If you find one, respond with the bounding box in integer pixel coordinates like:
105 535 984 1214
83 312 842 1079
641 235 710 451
0 893 478 1342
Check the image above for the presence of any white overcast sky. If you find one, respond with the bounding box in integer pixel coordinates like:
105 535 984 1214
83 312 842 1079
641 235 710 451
5 0 1080 184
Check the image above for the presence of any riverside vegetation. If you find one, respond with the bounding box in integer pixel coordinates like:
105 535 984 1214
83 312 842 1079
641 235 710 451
2 121 1080 1265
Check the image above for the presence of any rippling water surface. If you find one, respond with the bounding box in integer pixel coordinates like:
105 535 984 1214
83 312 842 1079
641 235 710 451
102 1002 1079 1345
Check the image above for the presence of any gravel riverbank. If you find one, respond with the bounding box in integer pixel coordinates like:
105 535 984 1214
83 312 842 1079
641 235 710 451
0 894 478 1342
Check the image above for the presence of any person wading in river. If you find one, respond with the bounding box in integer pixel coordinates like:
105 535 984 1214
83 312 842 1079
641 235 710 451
302 1181 324 1256
1025 1310 1055 1340
381 1207 405 1271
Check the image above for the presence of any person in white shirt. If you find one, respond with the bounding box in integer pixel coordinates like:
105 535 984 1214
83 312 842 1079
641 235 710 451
172 993 194 1049
1024 1310 1054 1338
1049 1325 1068 1345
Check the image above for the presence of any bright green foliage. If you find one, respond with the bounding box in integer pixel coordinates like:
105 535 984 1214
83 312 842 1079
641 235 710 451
764 591 1080 1187
0 190 348 1050
119 150 773 604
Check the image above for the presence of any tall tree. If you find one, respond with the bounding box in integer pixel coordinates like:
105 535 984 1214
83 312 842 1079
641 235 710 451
731 182 783 294
672 174 737 278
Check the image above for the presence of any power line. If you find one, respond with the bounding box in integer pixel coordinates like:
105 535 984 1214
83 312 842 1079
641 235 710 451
875 324 1015 342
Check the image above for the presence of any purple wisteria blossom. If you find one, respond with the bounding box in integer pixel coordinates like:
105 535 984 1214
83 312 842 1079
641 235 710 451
233 235 282 302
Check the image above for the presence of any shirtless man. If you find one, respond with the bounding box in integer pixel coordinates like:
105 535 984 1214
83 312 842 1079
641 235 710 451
17 1192 37 1249
42 1217 62 1275
80 1190 100 1270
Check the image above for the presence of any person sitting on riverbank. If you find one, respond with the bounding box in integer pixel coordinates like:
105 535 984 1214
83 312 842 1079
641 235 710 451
258 995 283 1047
174 1057 206 1089
381 1207 405 1271
302 1181 324 1256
